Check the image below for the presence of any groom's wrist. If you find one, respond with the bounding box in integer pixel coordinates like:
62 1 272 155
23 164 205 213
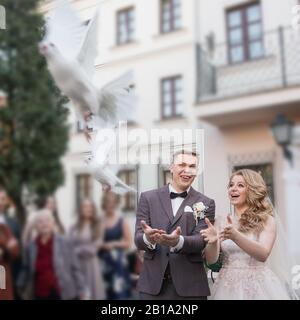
143 233 156 250
170 235 184 252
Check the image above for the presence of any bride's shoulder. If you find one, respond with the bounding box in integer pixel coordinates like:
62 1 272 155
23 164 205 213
266 213 275 224
263 213 276 233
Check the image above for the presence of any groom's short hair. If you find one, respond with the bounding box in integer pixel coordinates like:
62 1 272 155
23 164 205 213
171 149 199 164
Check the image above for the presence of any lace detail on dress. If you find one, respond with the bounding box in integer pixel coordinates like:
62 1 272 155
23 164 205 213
211 232 290 300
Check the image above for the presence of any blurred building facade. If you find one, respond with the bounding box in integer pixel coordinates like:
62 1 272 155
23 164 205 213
41 0 300 258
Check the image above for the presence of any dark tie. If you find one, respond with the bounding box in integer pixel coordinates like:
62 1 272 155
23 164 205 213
170 191 188 199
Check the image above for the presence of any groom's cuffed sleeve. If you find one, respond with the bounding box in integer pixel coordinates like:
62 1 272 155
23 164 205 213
180 199 215 254
134 192 156 252
170 235 184 252
143 233 157 250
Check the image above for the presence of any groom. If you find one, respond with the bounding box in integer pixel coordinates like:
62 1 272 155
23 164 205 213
135 150 215 300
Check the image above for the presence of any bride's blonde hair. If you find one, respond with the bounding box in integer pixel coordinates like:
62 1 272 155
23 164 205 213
229 169 273 233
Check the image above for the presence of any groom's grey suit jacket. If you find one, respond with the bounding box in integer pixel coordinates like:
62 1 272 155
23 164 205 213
135 184 215 297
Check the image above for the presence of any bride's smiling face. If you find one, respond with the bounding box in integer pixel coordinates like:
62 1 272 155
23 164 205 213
228 175 248 207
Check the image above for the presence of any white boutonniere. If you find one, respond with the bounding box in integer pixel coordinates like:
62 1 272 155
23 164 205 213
192 201 209 224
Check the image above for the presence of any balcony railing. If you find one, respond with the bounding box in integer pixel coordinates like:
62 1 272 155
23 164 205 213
197 26 300 102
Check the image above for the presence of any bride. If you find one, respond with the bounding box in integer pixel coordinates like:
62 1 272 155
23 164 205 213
201 169 296 300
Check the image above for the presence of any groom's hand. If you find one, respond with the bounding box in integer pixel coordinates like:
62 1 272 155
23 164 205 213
158 227 182 247
200 218 218 244
141 220 166 245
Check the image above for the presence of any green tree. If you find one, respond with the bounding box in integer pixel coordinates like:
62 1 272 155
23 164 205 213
0 0 69 224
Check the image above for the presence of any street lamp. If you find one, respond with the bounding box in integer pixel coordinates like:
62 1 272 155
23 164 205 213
271 113 294 166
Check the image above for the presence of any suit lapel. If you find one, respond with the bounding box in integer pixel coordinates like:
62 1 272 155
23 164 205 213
157 185 174 223
171 187 200 227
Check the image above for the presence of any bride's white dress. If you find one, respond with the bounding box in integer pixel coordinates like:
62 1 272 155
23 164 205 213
211 232 290 300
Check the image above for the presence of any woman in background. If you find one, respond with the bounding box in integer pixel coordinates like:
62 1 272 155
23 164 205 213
69 199 105 300
44 196 65 234
0 223 19 300
17 210 85 300
100 191 132 300
22 196 64 246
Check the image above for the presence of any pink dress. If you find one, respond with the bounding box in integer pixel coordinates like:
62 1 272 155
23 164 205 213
211 232 291 300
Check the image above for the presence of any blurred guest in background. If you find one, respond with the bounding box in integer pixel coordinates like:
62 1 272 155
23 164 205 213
0 188 21 299
129 250 144 299
69 199 105 300
100 191 132 300
22 196 64 246
17 209 85 300
44 196 65 234
0 222 19 300
0 189 21 243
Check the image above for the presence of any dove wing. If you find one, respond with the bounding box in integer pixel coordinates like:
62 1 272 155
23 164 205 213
97 71 136 127
44 0 87 60
77 9 99 78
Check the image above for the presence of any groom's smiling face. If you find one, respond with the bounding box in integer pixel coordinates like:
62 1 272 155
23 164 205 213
170 153 198 191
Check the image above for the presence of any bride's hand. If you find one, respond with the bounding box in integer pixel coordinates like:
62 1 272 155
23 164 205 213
220 215 240 241
200 218 218 244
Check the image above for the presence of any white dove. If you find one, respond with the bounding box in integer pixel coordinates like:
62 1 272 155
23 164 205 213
39 0 135 131
85 130 136 195
40 0 136 193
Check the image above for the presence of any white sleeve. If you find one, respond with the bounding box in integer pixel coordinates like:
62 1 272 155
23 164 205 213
170 235 184 252
143 233 156 250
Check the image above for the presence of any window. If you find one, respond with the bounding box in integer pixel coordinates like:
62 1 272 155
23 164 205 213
76 121 83 133
118 169 137 211
161 76 183 119
158 164 172 187
226 2 263 63
117 7 135 45
233 163 275 204
163 169 172 185
76 174 93 210
160 0 181 33
76 118 93 134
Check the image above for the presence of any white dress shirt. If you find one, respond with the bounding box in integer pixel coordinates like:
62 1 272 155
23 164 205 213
143 184 190 251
